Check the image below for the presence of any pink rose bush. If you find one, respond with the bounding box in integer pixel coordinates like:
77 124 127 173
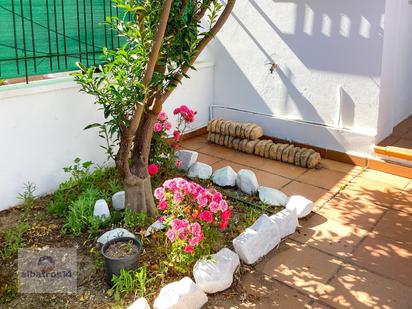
149 105 197 185
154 177 231 255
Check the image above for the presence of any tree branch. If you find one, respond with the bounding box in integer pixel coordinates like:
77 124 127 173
118 0 174 177
161 0 236 103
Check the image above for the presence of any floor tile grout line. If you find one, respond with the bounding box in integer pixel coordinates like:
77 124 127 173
247 266 325 305
291 234 412 289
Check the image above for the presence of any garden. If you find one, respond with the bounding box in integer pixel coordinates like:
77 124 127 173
0 1 315 308
1 103 285 308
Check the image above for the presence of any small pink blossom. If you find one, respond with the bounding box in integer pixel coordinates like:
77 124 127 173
158 111 167 121
219 200 228 212
212 192 223 203
153 122 163 132
184 245 194 253
154 187 164 200
175 159 182 168
163 121 172 131
209 201 220 213
199 210 213 223
158 200 168 210
166 229 176 241
173 130 181 142
148 164 159 176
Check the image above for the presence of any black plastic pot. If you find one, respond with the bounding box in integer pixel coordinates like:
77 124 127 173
101 236 142 285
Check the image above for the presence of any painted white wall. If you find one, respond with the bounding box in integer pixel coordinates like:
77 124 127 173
377 0 412 141
210 0 385 154
0 61 213 211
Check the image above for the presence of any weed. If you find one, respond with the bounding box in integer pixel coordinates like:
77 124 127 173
48 159 120 218
17 181 36 209
0 223 29 259
123 209 150 229
63 157 93 182
109 266 149 302
0 274 18 303
64 188 105 236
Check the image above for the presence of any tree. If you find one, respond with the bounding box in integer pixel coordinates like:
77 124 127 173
75 0 236 216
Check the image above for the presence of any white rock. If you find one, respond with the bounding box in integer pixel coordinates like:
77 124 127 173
188 162 213 180
176 150 198 171
233 214 281 264
193 248 240 294
93 199 110 220
258 186 288 206
286 195 314 218
144 219 165 237
153 277 208 309
128 297 151 309
236 169 259 195
269 208 298 238
112 191 125 210
212 166 237 187
97 228 136 245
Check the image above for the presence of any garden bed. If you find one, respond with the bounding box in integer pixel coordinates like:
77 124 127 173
0 164 282 308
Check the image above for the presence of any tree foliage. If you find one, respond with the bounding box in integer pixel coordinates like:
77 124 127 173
74 0 236 214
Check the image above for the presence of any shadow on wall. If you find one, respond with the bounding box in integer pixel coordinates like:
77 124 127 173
212 0 384 135
258 0 385 76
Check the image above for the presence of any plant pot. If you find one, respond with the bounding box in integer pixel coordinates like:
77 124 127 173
101 236 142 285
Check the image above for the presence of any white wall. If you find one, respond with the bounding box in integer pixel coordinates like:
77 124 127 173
0 61 214 211
377 0 412 141
210 0 385 154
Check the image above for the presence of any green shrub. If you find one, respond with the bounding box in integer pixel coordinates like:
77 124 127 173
0 223 29 259
48 158 121 218
63 188 106 236
123 209 150 229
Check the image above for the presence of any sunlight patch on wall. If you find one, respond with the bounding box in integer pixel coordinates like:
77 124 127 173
339 14 351 37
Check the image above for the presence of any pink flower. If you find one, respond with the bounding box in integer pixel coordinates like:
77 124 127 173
178 229 188 240
154 187 164 200
163 121 172 131
158 111 167 121
219 200 228 212
148 164 159 176
173 130 181 142
184 245 194 253
212 192 223 203
166 229 176 242
188 234 203 246
220 219 229 231
163 179 177 191
173 191 183 204
153 122 163 132
195 189 209 205
189 222 202 236
209 201 220 213
175 159 182 168
222 208 231 221
158 200 168 210
199 210 213 223
173 107 181 115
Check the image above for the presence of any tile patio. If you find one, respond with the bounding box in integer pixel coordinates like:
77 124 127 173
182 135 412 309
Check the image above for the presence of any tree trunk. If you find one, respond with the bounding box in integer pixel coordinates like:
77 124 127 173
122 110 158 216
124 175 156 216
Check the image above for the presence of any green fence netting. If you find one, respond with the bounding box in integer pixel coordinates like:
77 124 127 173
0 0 128 80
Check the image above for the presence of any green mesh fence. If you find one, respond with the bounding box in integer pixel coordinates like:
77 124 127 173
0 0 128 81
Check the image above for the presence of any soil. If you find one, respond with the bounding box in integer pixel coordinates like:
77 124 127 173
105 241 139 259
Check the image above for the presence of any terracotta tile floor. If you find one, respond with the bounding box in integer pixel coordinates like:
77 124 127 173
183 135 412 309
378 115 412 154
